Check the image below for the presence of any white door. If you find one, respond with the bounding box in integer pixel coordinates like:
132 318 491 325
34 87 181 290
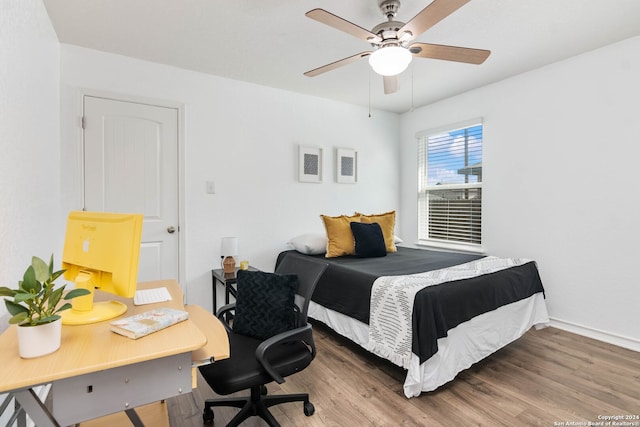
83 95 179 283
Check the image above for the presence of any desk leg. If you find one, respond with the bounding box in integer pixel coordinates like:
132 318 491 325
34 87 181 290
13 389 60 427
125 408 145 427
17 405 26 427
5 399 25 427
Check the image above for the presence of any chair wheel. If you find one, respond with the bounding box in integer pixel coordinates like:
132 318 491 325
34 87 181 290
260 385 268 395
304 401 315 416
203 408 214 424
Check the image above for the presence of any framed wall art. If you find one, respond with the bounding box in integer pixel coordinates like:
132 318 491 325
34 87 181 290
298 145 323 183
336 148 357 184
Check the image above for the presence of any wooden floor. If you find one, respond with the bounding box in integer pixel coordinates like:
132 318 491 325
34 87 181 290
167 322 640 426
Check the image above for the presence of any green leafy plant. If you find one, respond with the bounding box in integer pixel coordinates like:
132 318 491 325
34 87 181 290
0 255 90 326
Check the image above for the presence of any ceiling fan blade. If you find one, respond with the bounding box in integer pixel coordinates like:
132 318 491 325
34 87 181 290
306 9 382 44
383 75 399 95
304 52 372 77
410 42 490 64
399 0 470 41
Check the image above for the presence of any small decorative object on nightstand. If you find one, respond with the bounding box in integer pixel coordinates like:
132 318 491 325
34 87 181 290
220 237 238 274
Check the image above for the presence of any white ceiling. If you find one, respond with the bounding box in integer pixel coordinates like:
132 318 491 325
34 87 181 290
43 0 640 113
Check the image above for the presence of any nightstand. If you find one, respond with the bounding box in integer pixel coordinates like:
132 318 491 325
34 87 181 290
211 266 258 315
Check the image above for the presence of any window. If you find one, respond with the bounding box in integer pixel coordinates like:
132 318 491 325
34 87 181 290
418 120 483 249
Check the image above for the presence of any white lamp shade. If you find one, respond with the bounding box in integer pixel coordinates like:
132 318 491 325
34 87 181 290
368 46 412 76
220 237 238 256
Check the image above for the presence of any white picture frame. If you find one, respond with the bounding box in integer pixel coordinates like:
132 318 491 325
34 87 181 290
298 145 323 183
336 148 357 184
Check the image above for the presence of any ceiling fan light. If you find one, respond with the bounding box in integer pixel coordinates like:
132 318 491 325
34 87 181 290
368 46 412 76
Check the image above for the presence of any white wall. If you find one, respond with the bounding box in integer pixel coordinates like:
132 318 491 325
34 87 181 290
59 45 400 310
0 0 61 424
399 36 640 350
0 0 60 313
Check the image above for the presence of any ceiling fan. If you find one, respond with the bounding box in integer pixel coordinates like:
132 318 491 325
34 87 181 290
304 0 490 94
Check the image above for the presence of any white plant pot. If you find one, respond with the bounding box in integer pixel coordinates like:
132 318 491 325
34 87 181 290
16 318 62 358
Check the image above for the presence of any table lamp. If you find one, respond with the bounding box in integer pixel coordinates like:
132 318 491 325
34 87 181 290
220 237 238 274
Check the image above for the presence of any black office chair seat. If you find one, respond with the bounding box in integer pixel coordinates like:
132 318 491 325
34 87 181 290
199 332 314 396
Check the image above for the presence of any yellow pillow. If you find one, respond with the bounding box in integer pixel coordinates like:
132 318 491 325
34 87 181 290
320 214 361 258
357 210 397 252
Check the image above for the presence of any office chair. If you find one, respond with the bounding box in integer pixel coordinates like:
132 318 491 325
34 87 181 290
198 254 328 427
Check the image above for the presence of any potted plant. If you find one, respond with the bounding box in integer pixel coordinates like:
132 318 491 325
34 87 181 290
0 255 90 358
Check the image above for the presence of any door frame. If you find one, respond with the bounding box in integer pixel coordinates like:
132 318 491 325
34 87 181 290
76 88 187 297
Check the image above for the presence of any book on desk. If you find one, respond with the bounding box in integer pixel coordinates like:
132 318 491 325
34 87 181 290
110 307 189 339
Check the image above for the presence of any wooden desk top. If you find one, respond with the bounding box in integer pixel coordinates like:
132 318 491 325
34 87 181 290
0 280 228 393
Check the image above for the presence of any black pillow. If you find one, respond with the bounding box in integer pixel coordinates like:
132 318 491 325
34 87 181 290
232 270 299 340
350 221 387 258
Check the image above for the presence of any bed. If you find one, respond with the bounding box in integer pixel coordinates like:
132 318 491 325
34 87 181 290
275 246 549 398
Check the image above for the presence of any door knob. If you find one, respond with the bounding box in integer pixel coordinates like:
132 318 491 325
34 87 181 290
167 226 176 234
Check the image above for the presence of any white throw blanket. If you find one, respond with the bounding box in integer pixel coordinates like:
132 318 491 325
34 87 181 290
366 256 529 369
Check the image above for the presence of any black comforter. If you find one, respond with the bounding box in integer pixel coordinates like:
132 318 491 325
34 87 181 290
276 247 545 364
277 247 483 323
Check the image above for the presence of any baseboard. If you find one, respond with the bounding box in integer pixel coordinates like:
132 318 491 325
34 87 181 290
549 317 640 352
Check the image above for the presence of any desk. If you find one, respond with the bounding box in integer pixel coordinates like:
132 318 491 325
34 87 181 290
0 280 229 427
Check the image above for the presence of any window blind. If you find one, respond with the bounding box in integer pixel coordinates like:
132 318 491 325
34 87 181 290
418 122 483 246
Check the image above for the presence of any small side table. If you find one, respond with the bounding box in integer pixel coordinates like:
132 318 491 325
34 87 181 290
211 266 258 315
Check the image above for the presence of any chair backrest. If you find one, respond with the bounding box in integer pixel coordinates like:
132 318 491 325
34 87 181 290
274 254 327 327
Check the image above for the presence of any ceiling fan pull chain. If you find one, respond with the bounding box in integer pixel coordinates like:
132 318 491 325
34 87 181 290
411 62 415 112
368 68 372 118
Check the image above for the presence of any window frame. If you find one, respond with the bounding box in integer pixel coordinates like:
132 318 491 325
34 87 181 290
416 118 484 253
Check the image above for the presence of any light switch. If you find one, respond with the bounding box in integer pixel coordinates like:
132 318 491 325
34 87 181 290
206 181 216 194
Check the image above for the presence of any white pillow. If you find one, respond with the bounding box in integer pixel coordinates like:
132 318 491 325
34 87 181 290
287 233 328 255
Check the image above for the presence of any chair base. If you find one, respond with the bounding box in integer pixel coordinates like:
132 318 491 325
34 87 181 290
203 385 315 427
